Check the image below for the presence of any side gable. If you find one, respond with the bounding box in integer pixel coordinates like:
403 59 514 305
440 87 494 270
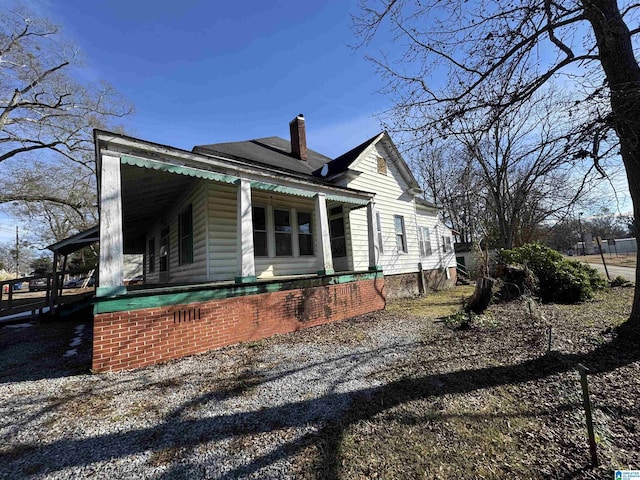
315 133 381 178
325 132 421 194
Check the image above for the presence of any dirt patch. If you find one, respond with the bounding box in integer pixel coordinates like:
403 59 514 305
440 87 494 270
298 287 640 479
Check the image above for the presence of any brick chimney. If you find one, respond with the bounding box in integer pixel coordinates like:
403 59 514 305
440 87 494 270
289 114 307 161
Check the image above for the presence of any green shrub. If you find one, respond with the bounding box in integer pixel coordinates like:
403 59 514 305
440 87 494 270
499 244 606 303
610 275 632 287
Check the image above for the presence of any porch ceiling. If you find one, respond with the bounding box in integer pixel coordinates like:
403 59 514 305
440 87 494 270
120 163 197 253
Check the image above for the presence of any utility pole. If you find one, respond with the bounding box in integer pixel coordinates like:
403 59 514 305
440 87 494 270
578 212 585 255
15 226 19 276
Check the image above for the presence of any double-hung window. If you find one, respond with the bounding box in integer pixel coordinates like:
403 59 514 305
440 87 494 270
274 208 292 256
394 215 407 253
376 211 384 254
419 226 433 256
297 211 314 256
442 236 452 253
178 204 193 265
252 206 268 257
148 237 156 273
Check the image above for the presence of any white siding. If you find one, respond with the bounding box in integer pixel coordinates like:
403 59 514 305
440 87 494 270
169 181 208 283
144 179 345 283
145 179 208 284
345 142 422 275
206 182 238 281
415 206 456 271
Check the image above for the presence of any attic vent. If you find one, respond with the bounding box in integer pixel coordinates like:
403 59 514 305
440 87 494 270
377 156 387 175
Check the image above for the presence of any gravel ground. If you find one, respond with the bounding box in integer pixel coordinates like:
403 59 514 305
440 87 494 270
0 311 422 479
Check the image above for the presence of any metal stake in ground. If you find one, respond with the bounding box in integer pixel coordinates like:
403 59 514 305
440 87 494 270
595 236 610 280
576 363 598 468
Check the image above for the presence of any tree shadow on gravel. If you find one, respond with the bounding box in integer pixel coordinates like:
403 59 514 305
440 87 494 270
0 318 92 383
312 332 640 479
1 331 638 479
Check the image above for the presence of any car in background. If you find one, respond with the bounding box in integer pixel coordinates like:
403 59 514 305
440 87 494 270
64 278 84 288
2 282 23 293
28 278 48 292
64 277 95 288
127 275 144 286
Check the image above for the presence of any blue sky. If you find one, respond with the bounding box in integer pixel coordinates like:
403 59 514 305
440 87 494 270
26 0 387 156
0 0 633 244
0 0 392 243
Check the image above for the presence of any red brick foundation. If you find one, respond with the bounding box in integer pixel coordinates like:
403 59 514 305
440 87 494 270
92 277 385 372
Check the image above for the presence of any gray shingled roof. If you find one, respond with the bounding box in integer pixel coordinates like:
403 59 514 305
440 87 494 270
313 133 382 177
193 137 332 178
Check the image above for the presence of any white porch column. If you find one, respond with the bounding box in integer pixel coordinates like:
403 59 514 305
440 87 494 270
367 200 382 271
97 154 126 297
236 178 256 283
314 193 334 275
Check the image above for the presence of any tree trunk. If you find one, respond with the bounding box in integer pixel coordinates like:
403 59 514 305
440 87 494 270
582 0 640 328
466 277 496 314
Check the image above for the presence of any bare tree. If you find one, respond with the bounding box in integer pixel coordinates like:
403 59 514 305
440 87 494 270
412 141 484 244
355 0 640 328
416 89 597 249
584 207 632 239
0 9 131 211
2 161 97 246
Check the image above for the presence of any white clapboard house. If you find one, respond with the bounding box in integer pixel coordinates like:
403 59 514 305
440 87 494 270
91 115 456 371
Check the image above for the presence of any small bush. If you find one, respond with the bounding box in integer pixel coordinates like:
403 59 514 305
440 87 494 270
443 310 474 330
499 244 607 303
610 275 633 287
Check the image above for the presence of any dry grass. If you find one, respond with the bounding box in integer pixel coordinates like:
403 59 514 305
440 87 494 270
569 253 637 268
298 287 639 479
385 284 475 318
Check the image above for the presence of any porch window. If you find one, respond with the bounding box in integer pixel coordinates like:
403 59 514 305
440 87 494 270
178 204 193 265
252 206 268 257
148 237 156 273
297 211 314 256
394 215 407 253
274 208 292 256
159 228 169 272
376 211 384 254
419 226 432 256
442 235 452 253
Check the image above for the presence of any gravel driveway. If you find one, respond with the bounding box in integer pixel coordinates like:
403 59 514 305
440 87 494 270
0 312 421 479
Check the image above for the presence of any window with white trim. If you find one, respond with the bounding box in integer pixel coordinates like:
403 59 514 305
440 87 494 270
442 235 452 253
148 237 156 273
178 204 193 265
274 208 292 256
419 226 432 256
252 206 268 257
297 211 314 256
394 215 407 253
376 211 384 254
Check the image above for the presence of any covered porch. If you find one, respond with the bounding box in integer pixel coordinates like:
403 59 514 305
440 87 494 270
92 131 386 372
96 132 383 298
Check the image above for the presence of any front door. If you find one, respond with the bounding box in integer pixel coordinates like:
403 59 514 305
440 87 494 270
159 227 170 283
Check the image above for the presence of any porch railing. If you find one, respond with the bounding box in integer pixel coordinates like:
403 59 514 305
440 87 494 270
0 267 95 320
